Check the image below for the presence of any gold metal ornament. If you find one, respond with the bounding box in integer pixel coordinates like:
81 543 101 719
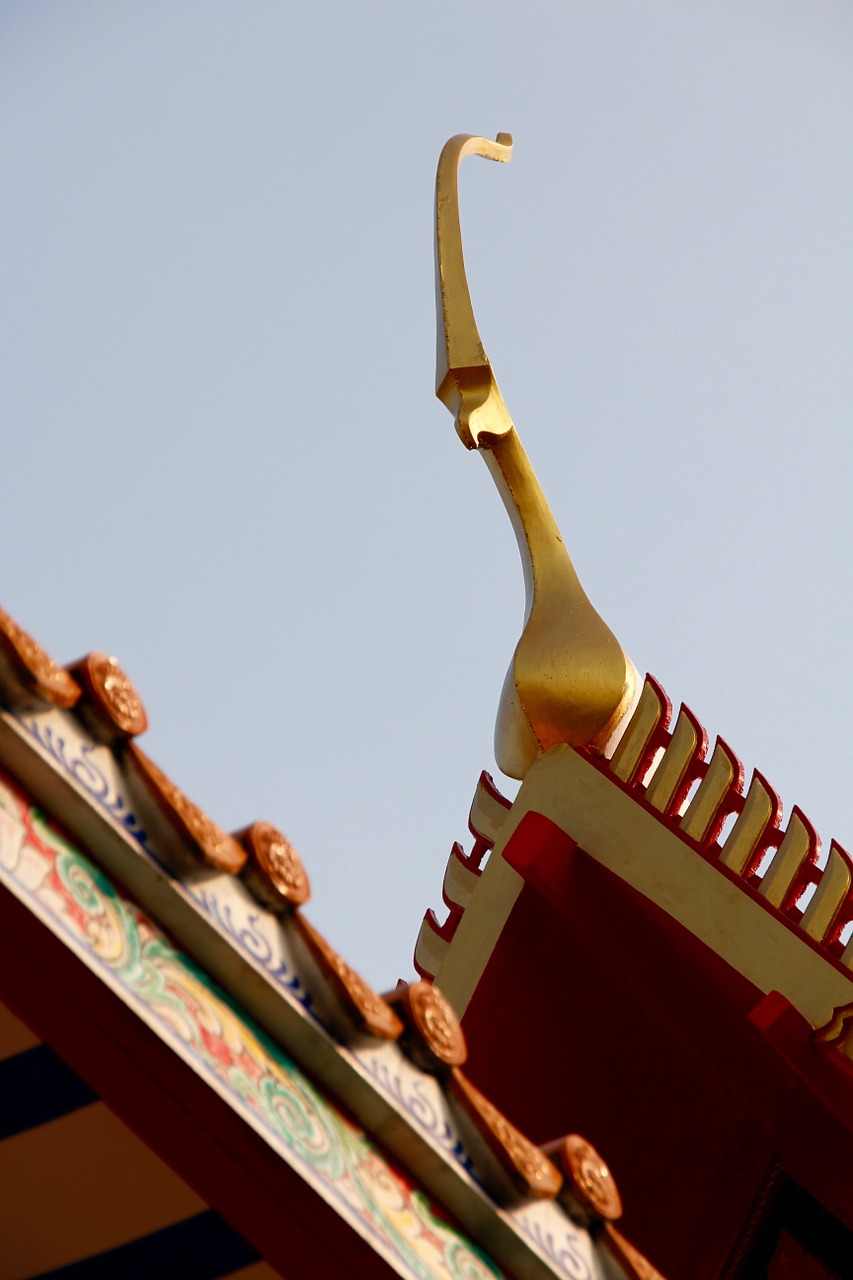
435 134 636 778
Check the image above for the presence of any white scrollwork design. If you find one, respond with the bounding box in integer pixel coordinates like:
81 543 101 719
188 883 313 1012
13 714 319 1011
514 1211 595 1280
360 1053 477 1179
14 714 159 861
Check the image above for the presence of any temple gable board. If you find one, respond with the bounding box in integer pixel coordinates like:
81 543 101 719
0 134 849 1280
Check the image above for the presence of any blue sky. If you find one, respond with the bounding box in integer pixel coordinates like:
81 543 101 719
2 2 851 986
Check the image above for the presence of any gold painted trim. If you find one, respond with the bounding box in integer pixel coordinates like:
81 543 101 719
434 133 515 448
680 739 740 843
610 679 668 785
719 773 778 876
436 746 853 1028
758 809 815 909
547 1134 623 1223
517 748 853 1028
442 847 480 912
469 774 512 845
414 916 451 980
433 845 524 1017
0 607 81 709
801 842 852 944
291 913 403 1042
434 134 634 778
448 1068 563 1202
644 706 704 814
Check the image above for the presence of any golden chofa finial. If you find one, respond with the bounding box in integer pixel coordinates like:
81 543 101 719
435 134 637 779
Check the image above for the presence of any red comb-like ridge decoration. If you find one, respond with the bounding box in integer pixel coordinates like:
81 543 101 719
603 673 853 984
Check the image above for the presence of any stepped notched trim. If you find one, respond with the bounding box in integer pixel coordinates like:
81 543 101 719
415 771 512 981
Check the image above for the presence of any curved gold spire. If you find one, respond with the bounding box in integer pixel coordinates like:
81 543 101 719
435 133 636 779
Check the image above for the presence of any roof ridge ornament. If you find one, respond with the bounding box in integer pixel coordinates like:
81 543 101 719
434 133 636 778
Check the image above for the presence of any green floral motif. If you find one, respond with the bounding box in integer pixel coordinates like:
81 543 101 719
0 771 504 1280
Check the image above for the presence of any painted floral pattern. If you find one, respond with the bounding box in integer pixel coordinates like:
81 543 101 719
0 767 506 1280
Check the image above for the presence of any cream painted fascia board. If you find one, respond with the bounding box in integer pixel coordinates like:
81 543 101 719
436 745 853 1029
433 834 524 1016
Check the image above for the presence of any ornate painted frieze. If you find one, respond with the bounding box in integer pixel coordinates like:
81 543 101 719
0 768 503 1280
0 766 611 1280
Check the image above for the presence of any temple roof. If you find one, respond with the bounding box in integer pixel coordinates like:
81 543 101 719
0 605 661 1280
417 668 853 1276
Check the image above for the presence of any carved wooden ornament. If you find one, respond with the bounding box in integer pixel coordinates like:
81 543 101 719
550 1133 622 1221
602 1224 667 1280
449 1069 562 1201
292 913 403 1042
129 744 247 874
238 821 310 911
0 608 81 707
390 981 467 1071
73 652 148 736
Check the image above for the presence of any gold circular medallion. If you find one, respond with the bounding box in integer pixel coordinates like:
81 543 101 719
249 822 310 906
0 609 81 707
406 981 467 1066
561 1134 622 1221
86 653 148 735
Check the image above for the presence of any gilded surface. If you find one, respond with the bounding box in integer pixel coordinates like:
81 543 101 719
450 1070 562 1200
814 1000 853 1060
408 981 467 1067
249 820 310 905
434 136 634 778
294 914 403 1042
129 744 246 874
0 607 81 707
603 1226 666 1280
559 1136 622 1222
86 652 148 736
610 675 853 980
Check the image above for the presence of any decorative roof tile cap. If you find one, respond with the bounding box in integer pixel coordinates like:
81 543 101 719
449 1068 562 1202
546 1134 622 1222
291 913 403 1042
70 652 148 737
128 743 247 874
602 1223 667 1280
236 821 310 911
0 607 81 708
386 981 467 1072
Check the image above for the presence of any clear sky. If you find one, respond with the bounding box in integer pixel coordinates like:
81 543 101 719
2 2 851 987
